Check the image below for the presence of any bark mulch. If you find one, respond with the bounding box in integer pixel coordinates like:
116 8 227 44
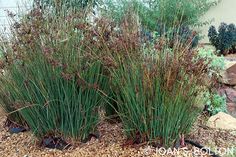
0 115 235 157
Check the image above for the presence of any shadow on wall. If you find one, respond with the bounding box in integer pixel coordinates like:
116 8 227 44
200 0 236 43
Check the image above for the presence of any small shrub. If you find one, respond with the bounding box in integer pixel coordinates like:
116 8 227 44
205 92 227 115
208 23 236 55
196 48 225 78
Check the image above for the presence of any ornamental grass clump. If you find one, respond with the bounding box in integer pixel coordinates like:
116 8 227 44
0 8 108 140
83 10 213 147
111 37 211 147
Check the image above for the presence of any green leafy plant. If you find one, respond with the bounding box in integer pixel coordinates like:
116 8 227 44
196 48 225 78
205 92 227 115
194 49 226 115
103 0 219 30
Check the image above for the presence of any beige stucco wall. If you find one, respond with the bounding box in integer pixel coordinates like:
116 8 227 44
200 0 236 43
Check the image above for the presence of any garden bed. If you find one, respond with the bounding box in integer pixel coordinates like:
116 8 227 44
0 115 235 157
0 1 235 157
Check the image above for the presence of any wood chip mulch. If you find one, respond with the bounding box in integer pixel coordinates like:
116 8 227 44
0 114 235 157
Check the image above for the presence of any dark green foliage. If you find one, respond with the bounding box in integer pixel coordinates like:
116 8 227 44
176 25 199 48
208 23 236 54
208 25 219 47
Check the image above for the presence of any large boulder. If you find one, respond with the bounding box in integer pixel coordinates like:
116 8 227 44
207 112 236 130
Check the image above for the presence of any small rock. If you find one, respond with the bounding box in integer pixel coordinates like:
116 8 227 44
207 112 236 130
